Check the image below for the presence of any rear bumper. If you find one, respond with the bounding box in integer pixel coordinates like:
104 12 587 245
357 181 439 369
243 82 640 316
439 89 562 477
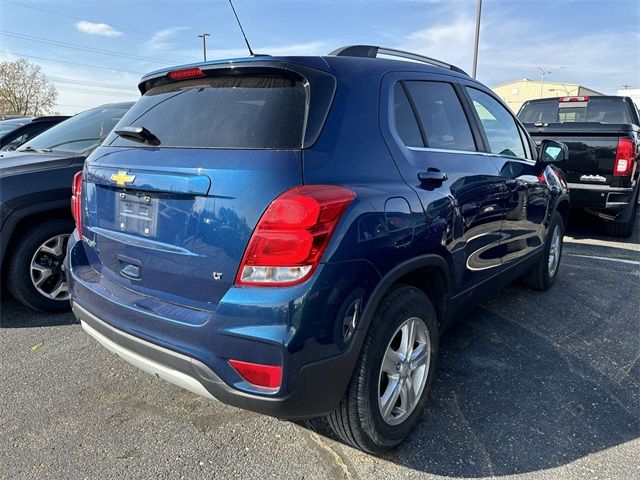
66 233 380 419
567 183 636 218
73 301 358 419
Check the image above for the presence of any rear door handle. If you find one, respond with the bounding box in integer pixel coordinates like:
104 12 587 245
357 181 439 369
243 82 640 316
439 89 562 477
418 170 448 185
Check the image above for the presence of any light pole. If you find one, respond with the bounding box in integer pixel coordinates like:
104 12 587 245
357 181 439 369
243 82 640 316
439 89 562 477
533 66 564 98
471 0 482 79
198 33 210 62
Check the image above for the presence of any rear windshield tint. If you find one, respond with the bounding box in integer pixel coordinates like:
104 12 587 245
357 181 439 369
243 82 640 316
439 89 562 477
107 76 307 149
518 97 633 124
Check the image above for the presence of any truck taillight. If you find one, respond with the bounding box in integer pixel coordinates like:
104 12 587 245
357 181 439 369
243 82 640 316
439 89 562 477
71 171 83 238
613 138 635 176
235 185 356 286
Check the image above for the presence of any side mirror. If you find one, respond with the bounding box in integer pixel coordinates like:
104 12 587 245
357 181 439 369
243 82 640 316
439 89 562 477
538 140 568 164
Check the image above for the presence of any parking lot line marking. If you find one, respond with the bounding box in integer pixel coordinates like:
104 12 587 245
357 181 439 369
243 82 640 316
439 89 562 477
566 253 640 265
564 237 640 252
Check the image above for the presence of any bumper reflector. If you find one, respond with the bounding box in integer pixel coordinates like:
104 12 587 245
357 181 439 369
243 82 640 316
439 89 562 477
229 359 282 389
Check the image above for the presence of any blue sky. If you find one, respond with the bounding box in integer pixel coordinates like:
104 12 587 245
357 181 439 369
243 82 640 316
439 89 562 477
1 0 638 114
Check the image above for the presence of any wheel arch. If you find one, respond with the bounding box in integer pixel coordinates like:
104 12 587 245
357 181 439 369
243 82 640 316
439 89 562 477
359 254 452 335
0 201 72 270
554 193 570 229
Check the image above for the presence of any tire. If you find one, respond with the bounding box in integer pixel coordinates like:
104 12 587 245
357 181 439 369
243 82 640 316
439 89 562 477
5 218 74 313
326 285 438 454
605 200 637 238
522 210 564 291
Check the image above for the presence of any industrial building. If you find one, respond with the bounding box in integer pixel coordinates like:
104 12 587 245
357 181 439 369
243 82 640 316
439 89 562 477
492 79 603 113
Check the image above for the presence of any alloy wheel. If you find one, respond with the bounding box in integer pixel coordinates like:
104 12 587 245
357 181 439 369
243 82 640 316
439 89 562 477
30 234 70 301
548 225 561 277
378 316 431 426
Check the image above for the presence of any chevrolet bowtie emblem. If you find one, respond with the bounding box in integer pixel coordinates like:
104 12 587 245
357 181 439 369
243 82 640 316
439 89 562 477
110 170 136 187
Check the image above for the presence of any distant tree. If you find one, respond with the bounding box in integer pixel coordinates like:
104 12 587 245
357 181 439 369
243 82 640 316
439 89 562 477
0 59 57 116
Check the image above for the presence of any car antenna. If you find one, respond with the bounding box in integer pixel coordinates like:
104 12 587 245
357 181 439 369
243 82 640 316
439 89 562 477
227 0 255 56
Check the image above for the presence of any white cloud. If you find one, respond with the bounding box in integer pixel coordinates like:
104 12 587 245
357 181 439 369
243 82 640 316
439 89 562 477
396 8 640 94
76 21 123 37
145 27 192 51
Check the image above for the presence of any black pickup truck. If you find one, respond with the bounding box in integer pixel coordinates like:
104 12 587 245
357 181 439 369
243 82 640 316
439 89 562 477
519 96 639 236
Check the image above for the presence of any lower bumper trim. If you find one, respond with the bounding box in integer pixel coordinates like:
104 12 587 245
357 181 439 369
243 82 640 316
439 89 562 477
81 319 215 400
72 301 357 419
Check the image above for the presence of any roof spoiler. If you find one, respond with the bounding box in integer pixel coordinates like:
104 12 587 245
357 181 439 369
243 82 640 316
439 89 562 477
329 45 468 76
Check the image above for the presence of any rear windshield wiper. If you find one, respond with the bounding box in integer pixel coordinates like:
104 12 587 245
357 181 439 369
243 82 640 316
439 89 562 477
114 126 161 146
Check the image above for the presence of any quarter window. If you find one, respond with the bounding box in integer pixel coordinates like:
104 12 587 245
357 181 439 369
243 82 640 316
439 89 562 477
405 81 476 152
467 87 526 159
393 83 423 147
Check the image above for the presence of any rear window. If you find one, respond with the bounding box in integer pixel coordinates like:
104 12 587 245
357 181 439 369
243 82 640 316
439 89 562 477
518 97 633 124
107 76 307 149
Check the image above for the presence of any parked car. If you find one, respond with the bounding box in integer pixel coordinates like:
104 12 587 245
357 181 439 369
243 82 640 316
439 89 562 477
0 117 31 137
519 96 639 236
67 46 569 453
0 116 70 151
0 102 133 312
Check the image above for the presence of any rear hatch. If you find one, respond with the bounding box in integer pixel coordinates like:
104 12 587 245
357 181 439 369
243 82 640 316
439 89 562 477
519 97 637 186
81 62 335 310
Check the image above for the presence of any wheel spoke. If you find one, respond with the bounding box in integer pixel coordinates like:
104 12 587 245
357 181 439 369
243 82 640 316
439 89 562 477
380 378 402 420
409 344 428 370
40 236 64 257
400 377 416 411
400 319 417 357
382 347 402 375
31 264 53 287
48 281 68 300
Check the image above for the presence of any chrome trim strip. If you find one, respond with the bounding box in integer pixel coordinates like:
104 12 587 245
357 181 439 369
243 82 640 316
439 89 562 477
567 183 633 192
579 174 607 183
407 146 535 163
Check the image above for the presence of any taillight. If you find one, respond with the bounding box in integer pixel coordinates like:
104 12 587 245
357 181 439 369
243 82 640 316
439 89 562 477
71 171 83 238
228 359 282 389
614 138 635 176
235 185 356 286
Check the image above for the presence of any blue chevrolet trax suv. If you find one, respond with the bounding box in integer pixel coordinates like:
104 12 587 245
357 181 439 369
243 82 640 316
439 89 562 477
67 46 569 453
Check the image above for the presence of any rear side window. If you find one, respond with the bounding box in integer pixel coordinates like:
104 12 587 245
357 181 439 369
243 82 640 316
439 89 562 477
108 76 306 149
393 83 423 147
467 87 526 159
404 81 476 152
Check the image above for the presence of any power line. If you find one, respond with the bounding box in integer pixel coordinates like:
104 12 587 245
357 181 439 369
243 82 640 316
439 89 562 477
0 30 182 65
0 49 146 75
0 0 200 47
56 86 138 98
48 76 138 92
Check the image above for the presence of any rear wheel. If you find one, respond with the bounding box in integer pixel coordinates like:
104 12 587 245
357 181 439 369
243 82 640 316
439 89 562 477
5 218 73 312
522 210 564 291
326 286 438 454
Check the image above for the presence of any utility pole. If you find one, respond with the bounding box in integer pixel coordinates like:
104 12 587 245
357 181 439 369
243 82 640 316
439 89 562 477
471 0 482 79
198 33 210 62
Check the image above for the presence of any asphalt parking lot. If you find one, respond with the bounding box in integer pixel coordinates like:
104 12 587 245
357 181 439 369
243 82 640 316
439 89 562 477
1 213 638 480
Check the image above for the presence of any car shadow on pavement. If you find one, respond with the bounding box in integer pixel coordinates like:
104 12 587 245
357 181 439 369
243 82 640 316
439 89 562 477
0 296 77 328
307 289 639 477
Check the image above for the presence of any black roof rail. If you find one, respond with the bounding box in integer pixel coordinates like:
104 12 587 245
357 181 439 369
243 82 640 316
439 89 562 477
328 45 468 76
